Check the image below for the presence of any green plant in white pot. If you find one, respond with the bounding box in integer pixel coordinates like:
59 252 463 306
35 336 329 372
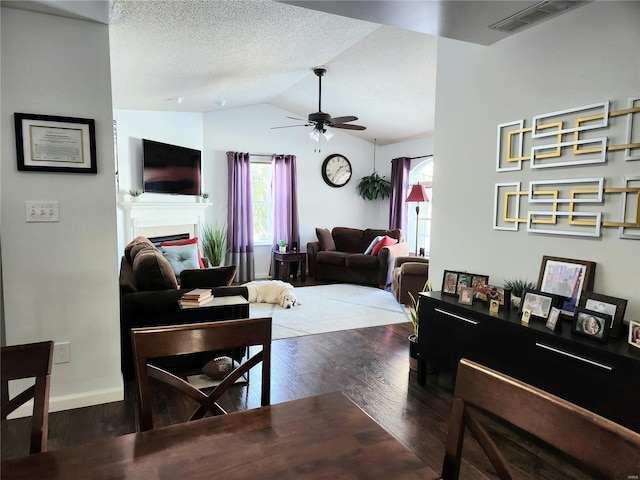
201 223 227 267
277 239 288 253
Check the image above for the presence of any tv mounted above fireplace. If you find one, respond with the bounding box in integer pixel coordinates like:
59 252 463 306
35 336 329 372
142 139 201 196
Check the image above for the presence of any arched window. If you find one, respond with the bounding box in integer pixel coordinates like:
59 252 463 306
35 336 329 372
407 156 433 256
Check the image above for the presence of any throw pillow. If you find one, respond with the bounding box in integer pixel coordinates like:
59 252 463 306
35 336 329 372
160 244 200 276
371 235 398 256
364 235 384 255
161 237 205 269
132 249 178 291
316 228 336 251
124 236 155 263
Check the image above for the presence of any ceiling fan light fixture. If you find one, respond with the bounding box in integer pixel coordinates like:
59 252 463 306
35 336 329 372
323 129 334 141
309 129 320 142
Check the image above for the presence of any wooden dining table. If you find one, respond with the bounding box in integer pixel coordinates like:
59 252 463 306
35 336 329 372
1 391 439 479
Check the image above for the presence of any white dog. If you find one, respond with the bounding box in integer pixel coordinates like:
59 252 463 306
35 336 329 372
243 280 301 309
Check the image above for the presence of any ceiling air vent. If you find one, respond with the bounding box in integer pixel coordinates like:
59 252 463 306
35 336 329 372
489 1 587 33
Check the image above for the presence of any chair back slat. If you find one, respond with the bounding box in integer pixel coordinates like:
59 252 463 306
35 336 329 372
442 358 640 480
132 317 271 432
1 340 54 454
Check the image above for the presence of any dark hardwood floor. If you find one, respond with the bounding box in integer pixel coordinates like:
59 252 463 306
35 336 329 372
2 280 596 478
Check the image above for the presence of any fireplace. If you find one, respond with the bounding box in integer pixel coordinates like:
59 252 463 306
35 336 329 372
120 201 209 243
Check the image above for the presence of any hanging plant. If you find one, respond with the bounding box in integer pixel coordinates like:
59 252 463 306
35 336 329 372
357 172 391 201
356 138 391 201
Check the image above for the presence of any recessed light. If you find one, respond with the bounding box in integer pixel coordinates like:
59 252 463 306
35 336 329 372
167 96 184 104
215 100 228 107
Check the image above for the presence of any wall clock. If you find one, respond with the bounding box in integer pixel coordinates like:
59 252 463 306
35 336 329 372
322 154 352 188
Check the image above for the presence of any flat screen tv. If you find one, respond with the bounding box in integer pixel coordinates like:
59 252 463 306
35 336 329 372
142 139 201 195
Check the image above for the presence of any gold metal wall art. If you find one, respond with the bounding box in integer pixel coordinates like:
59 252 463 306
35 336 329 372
493 176 640 239
496 96 640 172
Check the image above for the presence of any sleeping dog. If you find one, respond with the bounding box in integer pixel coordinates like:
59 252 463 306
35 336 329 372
243 280 301 309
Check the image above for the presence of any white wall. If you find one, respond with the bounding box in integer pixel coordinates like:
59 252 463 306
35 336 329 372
1 7 122 413
115 104 423 278
432 2 640 319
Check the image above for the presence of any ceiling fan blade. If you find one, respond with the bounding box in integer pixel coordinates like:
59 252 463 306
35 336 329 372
286 116 307 121
334 123 366 131
331 115 358 125
271 124 311 129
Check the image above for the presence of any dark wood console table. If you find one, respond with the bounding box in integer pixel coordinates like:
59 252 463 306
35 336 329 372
417 291 640 433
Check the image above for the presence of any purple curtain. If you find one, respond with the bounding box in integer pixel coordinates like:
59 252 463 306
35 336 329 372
227 151 255 282
272 154 300 250
389 157 411 234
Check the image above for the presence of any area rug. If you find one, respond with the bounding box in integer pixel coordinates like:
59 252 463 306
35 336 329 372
249 284 410 340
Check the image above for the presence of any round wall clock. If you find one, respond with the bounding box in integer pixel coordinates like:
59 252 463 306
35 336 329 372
322 154 352 188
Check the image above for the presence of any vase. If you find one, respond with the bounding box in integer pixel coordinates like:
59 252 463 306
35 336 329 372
408 334 419 371
511 296 521 308
279 246 286 253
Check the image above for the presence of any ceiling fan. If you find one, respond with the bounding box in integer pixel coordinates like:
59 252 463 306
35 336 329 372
272 66 366 141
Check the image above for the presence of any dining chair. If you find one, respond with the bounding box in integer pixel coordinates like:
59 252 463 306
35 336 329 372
440 358 640 479
1 340 54 454
131 317 272 432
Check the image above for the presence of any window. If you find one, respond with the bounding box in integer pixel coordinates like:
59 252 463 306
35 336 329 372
407 157 433 255
251 161 273 245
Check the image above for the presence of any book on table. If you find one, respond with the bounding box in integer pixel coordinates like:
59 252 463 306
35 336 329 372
179 288 213 307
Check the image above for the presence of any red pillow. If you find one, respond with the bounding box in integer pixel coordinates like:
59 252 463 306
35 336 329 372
371 235 397 256
160 237 204 269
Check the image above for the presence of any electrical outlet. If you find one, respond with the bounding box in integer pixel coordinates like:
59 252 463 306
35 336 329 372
54 342 71 364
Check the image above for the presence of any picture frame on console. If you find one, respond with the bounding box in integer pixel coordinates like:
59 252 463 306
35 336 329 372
14 112 97 174
519 289 561 320
537 256 596 317
578 292 627 338
458 287 474 305
442 271 459 295
571 307 612 344
628 321 640 349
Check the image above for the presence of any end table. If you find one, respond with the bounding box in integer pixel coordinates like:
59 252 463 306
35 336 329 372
272 251 307 281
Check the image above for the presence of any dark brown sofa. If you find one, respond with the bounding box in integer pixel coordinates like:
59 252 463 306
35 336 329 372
307 227 410 287
119 236 248 379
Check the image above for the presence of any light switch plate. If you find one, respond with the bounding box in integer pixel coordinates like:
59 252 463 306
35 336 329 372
25 201 60 222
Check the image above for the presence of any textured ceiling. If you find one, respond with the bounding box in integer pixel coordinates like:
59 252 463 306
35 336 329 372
108 0 436 145
4 0 583 145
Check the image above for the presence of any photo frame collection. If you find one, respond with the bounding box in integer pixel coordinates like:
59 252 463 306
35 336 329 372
441 257 632 350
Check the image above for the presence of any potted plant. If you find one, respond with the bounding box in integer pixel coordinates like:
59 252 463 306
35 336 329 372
503 278 536 308
128 189 142 202
277 239 288 253
200 192 210 203
356 172 391 201
201 223 227 267
407 280 433 371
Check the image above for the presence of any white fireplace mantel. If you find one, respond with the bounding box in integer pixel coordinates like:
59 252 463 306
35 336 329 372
119 201 210 242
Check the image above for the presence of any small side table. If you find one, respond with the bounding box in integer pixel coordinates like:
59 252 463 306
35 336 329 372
273 251 307 281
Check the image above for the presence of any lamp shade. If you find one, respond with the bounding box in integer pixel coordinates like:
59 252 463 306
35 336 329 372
406 184 429 203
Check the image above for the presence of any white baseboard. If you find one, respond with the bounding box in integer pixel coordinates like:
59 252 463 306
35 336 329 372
8 386 124 419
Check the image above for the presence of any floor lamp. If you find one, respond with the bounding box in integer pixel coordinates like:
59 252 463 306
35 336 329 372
406 184 429 256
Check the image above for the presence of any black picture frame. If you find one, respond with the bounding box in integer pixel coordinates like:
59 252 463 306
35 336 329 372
537 255 596 317
578 292 627 338
572 307 612 344
519 289 562 320
442 270 459 295
14 112 97 174
546 307 561 331
442 270 490 297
